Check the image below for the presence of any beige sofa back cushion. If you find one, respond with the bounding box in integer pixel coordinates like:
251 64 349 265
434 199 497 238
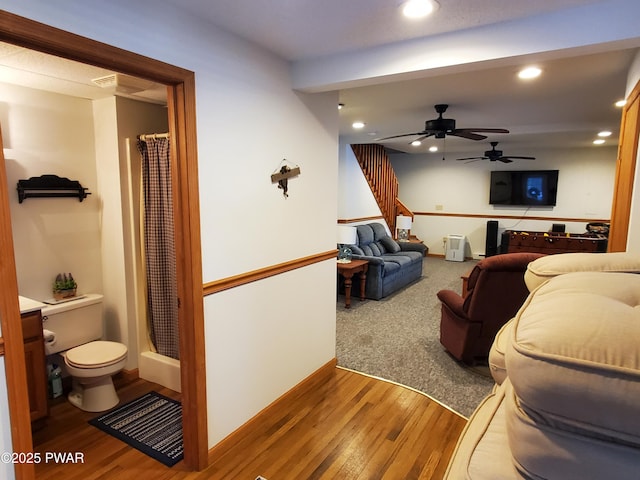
524 252 640 291
507 271 640 444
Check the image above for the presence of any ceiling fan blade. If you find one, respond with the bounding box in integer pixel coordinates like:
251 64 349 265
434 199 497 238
412 133 435 143
376 132 427 141
500 156 536 160
461 128 510 134
498 158 514 163
450 130 487 141
456 156 487 161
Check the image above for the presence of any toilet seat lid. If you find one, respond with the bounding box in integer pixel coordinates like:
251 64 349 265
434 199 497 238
66 341 128 368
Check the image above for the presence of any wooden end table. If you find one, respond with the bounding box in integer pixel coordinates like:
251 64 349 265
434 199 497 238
337 259 368 308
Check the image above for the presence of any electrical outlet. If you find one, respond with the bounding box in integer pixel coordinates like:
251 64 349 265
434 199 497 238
442 236 447 243
435 204 444 211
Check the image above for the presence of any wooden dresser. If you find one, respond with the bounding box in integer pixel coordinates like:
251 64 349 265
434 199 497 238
501 230 608 255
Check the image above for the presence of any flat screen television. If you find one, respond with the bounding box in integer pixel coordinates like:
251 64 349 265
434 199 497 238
489 170 559 206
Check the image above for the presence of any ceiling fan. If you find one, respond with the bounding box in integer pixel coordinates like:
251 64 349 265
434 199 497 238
377 104 510 142
456 142 536 163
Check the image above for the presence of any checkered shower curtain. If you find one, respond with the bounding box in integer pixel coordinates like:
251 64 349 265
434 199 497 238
137 137 180 360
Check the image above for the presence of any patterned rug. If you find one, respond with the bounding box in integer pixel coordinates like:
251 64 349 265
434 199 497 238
89 391 183 467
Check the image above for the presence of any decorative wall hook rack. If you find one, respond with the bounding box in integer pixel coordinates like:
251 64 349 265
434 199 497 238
17 174 91 203
270 159 300 198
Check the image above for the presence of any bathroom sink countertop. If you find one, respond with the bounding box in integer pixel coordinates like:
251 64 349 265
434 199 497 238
18 296 47 314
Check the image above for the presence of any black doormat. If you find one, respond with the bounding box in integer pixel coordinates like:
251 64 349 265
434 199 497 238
89 391 183 467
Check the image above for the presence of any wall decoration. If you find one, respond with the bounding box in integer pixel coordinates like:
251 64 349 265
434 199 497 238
271 159 300 198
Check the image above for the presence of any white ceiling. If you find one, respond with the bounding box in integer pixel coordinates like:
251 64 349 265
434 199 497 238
0 0 638 158
0 42 167 104
338 48 636 155
169 0 603 62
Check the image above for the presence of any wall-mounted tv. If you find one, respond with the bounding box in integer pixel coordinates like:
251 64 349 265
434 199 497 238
489 170 559 206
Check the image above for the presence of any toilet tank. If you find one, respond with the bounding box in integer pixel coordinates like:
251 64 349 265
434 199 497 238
41 294 104 355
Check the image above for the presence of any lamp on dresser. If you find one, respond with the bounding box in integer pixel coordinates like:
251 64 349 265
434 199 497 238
396 215 412 242
337 225 357 263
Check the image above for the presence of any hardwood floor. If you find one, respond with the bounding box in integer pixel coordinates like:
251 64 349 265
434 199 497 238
33 367 466 479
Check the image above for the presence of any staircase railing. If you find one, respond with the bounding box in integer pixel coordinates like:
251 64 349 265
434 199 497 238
350 144 414 235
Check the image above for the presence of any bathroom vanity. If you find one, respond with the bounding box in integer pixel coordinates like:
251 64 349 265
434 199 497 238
18 296 49 425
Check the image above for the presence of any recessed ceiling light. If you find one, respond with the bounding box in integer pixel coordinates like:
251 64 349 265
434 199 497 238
338 103 345 110
411 140 422 146
352 121 365 129
429 146 438 152
597 131 612 137
402 0 438 19
615 99 627 107
593 139 606 145
518 66 542 80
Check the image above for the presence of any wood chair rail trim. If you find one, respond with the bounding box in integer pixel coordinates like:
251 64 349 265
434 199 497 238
203 250 338 296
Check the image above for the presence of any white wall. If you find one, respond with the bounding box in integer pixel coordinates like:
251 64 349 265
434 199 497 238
1 82 103 300
390 145 617 256
1 1 340 450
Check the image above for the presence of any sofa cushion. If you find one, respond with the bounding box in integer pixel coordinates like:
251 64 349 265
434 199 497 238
370 222 388 241
444 381 520 480
524 251 640 291
381 254 413 268
506 384 640 480
356 224 375 246
369 242 383 256
488 319 512 385
506 271 640 446
381 260 401 275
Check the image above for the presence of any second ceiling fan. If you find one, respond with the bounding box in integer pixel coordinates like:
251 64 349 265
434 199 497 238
457 142 536 163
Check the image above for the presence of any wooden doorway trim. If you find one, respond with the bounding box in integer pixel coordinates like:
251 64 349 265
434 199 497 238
0 10 207 476
608 78 640 252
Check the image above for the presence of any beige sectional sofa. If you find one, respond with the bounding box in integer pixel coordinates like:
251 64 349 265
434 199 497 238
445 252 640 479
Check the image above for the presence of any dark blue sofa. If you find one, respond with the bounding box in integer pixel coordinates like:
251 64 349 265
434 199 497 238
349 223 425 300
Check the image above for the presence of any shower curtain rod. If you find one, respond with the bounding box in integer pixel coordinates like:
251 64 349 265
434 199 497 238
138 132 169 141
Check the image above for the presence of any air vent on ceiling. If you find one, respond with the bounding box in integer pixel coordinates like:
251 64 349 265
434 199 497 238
91 73 156 95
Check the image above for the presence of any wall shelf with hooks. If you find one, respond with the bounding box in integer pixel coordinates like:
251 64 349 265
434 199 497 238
17 174 91 203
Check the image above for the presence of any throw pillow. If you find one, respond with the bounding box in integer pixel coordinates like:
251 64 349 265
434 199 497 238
380 236 401 253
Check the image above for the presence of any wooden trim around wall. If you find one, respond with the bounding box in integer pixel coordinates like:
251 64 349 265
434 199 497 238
609 78 640 251
0 126 34 480
207 358 337 464
338 215 385 224
339 213 610 224
203 250 337 296
0 338 4 356
413 211 610 224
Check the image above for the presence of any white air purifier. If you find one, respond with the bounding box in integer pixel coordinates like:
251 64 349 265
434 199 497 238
446 234 466 262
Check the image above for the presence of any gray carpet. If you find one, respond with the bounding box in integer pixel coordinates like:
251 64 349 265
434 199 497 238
336 256 494 418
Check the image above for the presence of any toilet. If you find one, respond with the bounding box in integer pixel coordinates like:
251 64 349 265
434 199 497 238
41 294 128 412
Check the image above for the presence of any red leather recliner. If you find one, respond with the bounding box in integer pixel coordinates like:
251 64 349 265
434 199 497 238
437 252 545 364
